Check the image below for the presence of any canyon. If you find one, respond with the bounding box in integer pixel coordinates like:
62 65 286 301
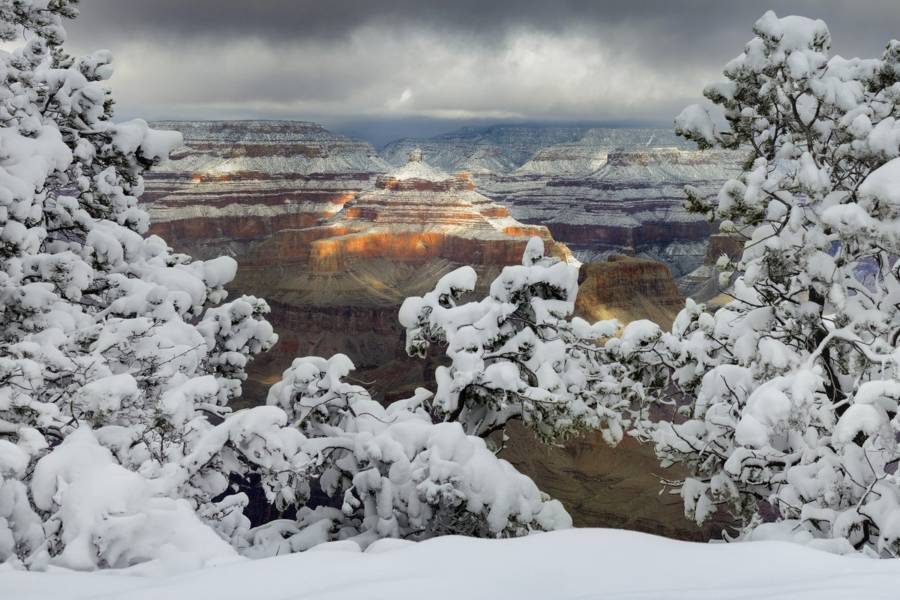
145 120 388 260
229 149 572 405
143 120 736 539
386 127 740 277
147 121 740 281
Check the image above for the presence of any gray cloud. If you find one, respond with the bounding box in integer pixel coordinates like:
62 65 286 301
60 1 900 142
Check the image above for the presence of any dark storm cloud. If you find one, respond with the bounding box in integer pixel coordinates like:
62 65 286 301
67 1 900 60
59 1 900 141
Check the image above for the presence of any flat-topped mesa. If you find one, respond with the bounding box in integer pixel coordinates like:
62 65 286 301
604 147 712 167
594 148 739 180
252 151 563 271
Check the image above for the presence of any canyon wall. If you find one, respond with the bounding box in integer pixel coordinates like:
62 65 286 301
384 125 739 279
575 255 685 325
479 147 740 277
143 121 386 258
142 120 738 539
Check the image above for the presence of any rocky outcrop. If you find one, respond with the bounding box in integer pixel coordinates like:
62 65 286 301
575 256 685 327
481 148 740 277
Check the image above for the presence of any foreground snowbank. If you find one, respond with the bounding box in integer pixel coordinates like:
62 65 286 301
4 529 899 600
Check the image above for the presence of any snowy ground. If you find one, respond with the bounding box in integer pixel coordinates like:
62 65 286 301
4 529 899 600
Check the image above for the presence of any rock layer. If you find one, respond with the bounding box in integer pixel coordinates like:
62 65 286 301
575 255 685 326
140 120 724 538
233 152 570 401
247 161 560 273
143 121 385 259
480 148 740 277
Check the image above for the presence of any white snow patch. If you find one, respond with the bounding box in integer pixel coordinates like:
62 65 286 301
2 529 898 600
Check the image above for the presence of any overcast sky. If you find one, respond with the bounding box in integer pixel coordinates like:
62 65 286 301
64 1 900 145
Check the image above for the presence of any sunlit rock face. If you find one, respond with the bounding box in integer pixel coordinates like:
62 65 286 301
248 152 562 273
234 151 572 402
143 120 388 259
383 125 739 281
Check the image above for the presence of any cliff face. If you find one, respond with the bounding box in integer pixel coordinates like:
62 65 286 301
142 121 386 259
575 255 685 326
383 125 738 280
140 121 722 538
481 147 740 278
500 426 723 539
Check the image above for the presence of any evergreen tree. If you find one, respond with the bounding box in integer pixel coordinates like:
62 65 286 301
252 353 570 555
0 0 281 568
400 237 627 446
611 11 900 556
0 3 575 568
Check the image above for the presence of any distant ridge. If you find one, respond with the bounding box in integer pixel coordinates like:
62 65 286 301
380 125 692 174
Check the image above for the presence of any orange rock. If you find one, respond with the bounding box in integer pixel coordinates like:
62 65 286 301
575 256 684 327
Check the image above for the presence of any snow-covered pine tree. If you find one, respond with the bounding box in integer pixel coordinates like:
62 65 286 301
615 11 900 555
0 1 284 568
399 237 628 445
248 353 571 555
0 3 579 567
